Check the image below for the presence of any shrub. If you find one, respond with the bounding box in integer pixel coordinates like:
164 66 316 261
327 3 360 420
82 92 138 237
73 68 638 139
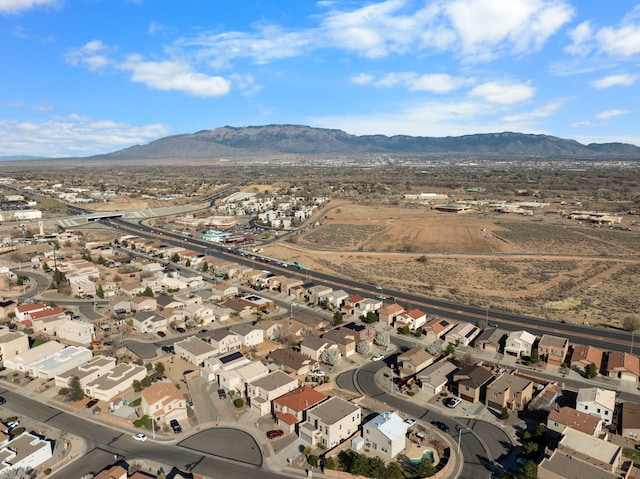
234 398 245 408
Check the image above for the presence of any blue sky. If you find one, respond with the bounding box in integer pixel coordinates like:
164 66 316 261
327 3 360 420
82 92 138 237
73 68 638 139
1 0 640 157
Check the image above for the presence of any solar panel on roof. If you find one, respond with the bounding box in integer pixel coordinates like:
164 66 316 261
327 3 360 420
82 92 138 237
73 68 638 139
219 351 243 364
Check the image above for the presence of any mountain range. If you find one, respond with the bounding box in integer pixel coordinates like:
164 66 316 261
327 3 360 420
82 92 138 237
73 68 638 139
89 124 640 161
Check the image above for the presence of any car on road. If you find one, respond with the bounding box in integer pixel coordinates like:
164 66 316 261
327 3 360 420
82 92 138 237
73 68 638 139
217 389 227 399
446 397 461 408
0 396 5 405
170 419 182 434
157 331 166 338
132 433 147 442
431 421 450 433
488 322 499 328
371 354 384 361
267 430 284 439
404 418 416 427
85 399 99 409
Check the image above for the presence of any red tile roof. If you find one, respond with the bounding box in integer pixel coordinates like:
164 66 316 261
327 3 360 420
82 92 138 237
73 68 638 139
548 406 602 436
607 351 640 377
273 385 327 413
276 411 299 425
30 307 65 320
570 345 603 369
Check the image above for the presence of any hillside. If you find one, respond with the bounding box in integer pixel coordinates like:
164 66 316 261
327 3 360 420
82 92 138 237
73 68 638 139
89 124 640 161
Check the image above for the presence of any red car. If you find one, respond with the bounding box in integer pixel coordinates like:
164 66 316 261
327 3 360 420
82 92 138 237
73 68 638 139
267 430 284 439
86 399 99 408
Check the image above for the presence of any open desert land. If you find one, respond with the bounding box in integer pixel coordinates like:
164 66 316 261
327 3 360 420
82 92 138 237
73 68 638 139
264 203 640 329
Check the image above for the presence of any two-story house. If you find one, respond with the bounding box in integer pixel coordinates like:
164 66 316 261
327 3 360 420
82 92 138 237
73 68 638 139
606 351 640 382
454 364 494 403
0 327 29 366
246 370 299 416
141 382 188 426
538 334 570 366
570 345 604 376
576 387 616 425
174 336 217 366
273 385 328 433
208 329 242 354
229 324 264 348
504 330 536 358
362 411 408 458
397 348 435 376
299 396 361 448
485 372 533 411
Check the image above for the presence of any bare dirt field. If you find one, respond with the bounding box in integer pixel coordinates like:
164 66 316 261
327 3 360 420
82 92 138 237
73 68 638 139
264 203 640 328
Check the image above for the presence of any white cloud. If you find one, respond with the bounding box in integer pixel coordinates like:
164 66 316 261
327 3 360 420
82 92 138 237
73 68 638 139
590 73 639 89
501 100 565 122
571 121 593 128
445 0 574 61
65 40 112 72
595 109 630 120
0 0 58 14
119 55 231 97
371 72 472 93
349 73 374 85
469 80 535 104
565 21 594 55
0 115 170 157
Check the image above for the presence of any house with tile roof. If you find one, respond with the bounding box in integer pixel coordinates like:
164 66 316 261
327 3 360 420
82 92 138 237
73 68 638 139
141 382 188 426
378 303 405 326
570 345 604 375
423 316 456 341
606 351 640 382
273 385 328 433
547 405 604 438
394 309 427 330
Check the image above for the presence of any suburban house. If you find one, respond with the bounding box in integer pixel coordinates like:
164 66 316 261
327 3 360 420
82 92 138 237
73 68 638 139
538 334 570 366
485 372 533 411
537 443 621 479
570 345 604 375
27 345 93 380
475 328 505 353
417 360 458 395
4 340 65 373
362 411 408 458
504 330 537 358
620 402 640 441
130 296 157 312
183 303 216 324
209 304 233 323
210 282 239 300
378 303 405 326
357 298 383 317
299 396 361 448
14 302 49 322
273 385 328 433
547 405 604 438
108 298 131 314
281 278 304 296
444 321 480 347
55 355 117 388
133 311 168 334
557 428 622 474
394 309 427 330
208 329 242 354
0 299 17 319
141 382 188 426
218 360 270 396
606 351 640 382
325 289 349 309
323 328 356 358
342 294 364 316
300 336 338 362
255 320 285 341
340 322 377 344
422 316 456 341
29 307 68 335
228 323 264 348
0 432 53 475
0 328 29 366
576 387 616 425
174 337 217 366
397 349 435 376
246 370 299 416
84 363 147 401
268 348 317 376
454 364 494 403
155 295 185 310
202 350 250 381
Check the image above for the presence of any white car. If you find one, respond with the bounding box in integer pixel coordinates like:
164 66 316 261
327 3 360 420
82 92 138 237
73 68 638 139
309 370 325 377
371 354 384 361
446 397 462 408
404 418 416 427
6 420 19 429
132 433 147 442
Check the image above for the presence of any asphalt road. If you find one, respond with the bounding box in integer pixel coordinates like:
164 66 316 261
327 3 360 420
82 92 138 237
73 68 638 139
336 361 512 479
0 387 283 479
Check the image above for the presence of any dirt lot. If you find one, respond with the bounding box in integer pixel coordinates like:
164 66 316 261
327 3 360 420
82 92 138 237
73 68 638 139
264 203 640 328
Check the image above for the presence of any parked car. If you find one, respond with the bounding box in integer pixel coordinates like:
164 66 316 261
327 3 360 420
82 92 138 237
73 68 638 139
371 354 384 361
132 433 147 442
161 345 174 354
0 396 5 405
309 370 325 377
267 430 284 439
170 419 182 434
86 399 99 409
6 420 19 429
157 331 166 338
217 389 227 399
176 327 186 334
431 421 450 433
404 418 416 427
446 397 462 408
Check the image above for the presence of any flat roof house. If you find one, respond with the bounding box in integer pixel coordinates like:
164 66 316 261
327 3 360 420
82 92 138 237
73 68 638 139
55 355 116 388
362 411 408 458
84 363 147 401
0 328 29 366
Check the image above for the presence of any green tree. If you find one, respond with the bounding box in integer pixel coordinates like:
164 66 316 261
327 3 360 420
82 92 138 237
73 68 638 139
534 423 546 438
155 362 166 375
364 311 379 323
185 259 191 267
323 457 338 470
530 348 540 364
133 380 142 392
413 327 423 337
96 284 104 299
333 310 343 326
383 462 404 479
141 286 154 297
171 253 180 263
518 460 538 479
500 406 510 420
308 455 319 468
415 456 436 477
16 276 23 286
445 343 455 355
141 376 152 388
400 325 411 335
97 255 106 265
624 316 640 332
303 446 313 456
68 376 84 401
585 362 598 378
523 441 539 456
202 262 209 273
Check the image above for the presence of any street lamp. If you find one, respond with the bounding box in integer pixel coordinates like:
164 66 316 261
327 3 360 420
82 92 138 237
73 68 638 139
152 416 156 440
632 330 635 355
389 367 394 395
290 303 295 320
457 427 472 453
